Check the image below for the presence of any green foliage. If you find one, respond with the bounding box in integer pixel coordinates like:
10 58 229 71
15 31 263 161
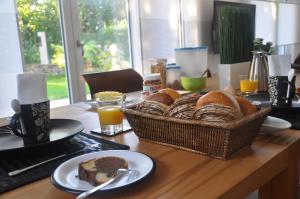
79 0 127 33
218 6 255 64
83 41 112 71
78 0 130 68
22 42 40 63
253 38 273 54
47 74 68 100
47 74 90 100
51 44 65 68
17 0 130 73
17 0 62 64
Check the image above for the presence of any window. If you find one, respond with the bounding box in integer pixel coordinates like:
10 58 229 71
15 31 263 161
78 0 131 73
138 0 180 73
17 0 69 106
16 0 132 103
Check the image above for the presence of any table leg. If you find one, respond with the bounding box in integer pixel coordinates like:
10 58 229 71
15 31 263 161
259 141 300 199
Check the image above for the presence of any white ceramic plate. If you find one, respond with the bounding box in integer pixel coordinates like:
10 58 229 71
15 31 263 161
86 98 140 108
51 150 155 194
260 116 291 134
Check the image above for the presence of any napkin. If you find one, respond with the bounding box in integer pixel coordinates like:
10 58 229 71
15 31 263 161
268 55 292 76
17 73 48 104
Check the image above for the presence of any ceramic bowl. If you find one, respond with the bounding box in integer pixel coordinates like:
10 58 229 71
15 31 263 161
181 76 206 92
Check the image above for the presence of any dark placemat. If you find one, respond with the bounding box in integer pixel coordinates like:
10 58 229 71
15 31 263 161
269 108 300 130
244 92 300 130
0 132 129 194
91 120 132 137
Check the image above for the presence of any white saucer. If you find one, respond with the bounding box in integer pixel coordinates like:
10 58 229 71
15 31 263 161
51 150 155 194
260 116 291 134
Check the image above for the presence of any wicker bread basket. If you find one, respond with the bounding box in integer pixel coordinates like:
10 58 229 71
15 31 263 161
122 105 271 160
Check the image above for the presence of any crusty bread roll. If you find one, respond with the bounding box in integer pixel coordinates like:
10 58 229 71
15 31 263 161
235 96 257 115
164 93 201 119
196 91 240 112
146 92 174 106
159 88 180 101
223 85 236 96
171 93 201 107
78 156 128 186
193 103 242 122
136 100 168 115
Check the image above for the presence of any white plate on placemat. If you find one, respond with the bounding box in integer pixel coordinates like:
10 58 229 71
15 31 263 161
51 150 155 194
0 119 83 152
260 116 291 134
86 98 141 109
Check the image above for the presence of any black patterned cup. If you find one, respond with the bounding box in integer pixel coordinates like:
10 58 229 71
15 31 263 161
268 76 296 107
10 100 50 145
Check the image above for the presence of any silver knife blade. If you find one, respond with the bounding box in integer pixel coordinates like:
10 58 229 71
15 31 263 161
8 148 87 176
76 169 127 199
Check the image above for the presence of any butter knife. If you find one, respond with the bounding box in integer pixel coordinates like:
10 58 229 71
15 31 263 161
8 148 87 176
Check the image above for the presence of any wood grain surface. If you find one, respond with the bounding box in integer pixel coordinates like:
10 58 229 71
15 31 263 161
1 102 300 199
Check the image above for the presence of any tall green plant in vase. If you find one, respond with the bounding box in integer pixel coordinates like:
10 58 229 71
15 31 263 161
218 6 254 64
217 4 255 89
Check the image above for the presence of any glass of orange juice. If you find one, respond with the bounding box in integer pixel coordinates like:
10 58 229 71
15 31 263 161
96 95 123 135
240 75 258 95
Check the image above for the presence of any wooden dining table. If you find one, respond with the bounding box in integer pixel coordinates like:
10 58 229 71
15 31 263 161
1 101 300 199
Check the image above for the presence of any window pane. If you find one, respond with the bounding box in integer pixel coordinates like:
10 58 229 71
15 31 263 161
139 0 179 72
17 0 69 107
78 0 131 73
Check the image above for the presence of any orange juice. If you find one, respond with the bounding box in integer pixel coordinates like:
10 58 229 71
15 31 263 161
97 106 123 125
240 79 258 93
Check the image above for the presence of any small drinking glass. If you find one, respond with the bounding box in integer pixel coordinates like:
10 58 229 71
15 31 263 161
96 96 123 135
240 75 258 95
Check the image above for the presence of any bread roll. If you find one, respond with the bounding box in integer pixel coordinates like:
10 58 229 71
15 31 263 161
196 91 240 111
193 103 242 122
136 100 168 115
164 93 200 119
171 93 201 107
235 96 257 115
165 103 195 119
146 93 174 106
159 88 180 101
223 85 236 95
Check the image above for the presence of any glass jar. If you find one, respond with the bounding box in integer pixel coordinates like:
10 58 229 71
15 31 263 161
150 58 167 88
166 64 181 89
143 73 161 97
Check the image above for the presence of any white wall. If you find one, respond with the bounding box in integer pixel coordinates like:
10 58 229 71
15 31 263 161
0 0 23 73
182 0 300 73
0 0 23 117
182 0 214 47
277 3 300 46
137 0 300 74
254 1 277 45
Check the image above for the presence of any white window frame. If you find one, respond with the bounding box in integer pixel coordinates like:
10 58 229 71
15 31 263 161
128 0 143 74
59 0 86 103
59 0 141 103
